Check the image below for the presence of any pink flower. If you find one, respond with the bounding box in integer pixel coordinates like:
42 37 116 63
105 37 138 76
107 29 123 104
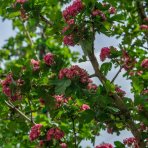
60 143 67 148
59 65 90 84
95 143 113 148
144 17 148 22
54 95 64 103
136 70 143 76
54 128 65 140
62 26 70 34
100 47 110 61
92 10 102 16
63 35 75 46
62 0 84 20
81 104 90 111
53 95 69 108
10 93 22 102
31 59 40 71
141 59 148 69
102 3 107 7
92 10 106 20
115 86 126 97
107 127 113 134
46 128 64 141
140 25 148 30
29 124 42 141
43 53 54 66
2 86 11 96
17 79 24 86
67 19 75 25
39 98 45 105
87 83 97 90
39 140 44 146
1 74 12 96
46 128 55 141
1 74 12 86
16 0 27 3
142 89 148 95
122 51 136 71
123 137 137 147
108 7 116 14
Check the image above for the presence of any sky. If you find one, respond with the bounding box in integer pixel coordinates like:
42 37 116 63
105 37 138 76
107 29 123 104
0 18 133 147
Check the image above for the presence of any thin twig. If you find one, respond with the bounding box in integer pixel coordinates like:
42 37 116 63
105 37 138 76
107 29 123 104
40 14 53 26
89 73 97 78
5 100 35 125
22 22 34 47
111 66 123 83
71 117 77 148
28 99 33 123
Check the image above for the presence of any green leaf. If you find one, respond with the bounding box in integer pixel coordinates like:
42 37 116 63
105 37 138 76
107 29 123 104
79 55 87 63
142 72 148 80
100 62 112 76
103 22 111 30
116 122 123 129
104 80 115 92
55 79 71 94
107 106 120 113
132 77 143 94
114 141 125 148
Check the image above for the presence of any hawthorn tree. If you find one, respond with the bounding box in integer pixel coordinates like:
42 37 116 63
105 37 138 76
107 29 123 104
0 0 148 148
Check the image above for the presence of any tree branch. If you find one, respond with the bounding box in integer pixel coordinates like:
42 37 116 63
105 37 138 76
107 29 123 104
111 66 123 83
4 100 35 125
82 18 146 146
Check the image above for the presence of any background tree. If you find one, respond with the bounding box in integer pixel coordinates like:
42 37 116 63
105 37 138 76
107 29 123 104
0 0 148 148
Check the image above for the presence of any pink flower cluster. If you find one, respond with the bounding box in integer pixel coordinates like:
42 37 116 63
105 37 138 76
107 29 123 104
43 53 54 66
31 59 40 71
140 25 148 30
108 7 116 14
29 124 42 141
100 47 111 61
59 65 91 84
142 89 148 95
115 86 126 97
1 74 12 97
141 59 148 69
123 137 138 147
95 143 113 148
46 128 64 141
16 0 27 4
53 95 69 107
139 122 148 132
129 70 143 77
63 35 75 46
92 9 106 21
87 83 98 91
1 74 22 102
62 0 84 46
60 143 67 148
81 104 90 111
122 51 136 71
62 0 84 21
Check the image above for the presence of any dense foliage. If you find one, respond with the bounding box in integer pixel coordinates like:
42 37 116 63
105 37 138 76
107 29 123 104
0 0 148 147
